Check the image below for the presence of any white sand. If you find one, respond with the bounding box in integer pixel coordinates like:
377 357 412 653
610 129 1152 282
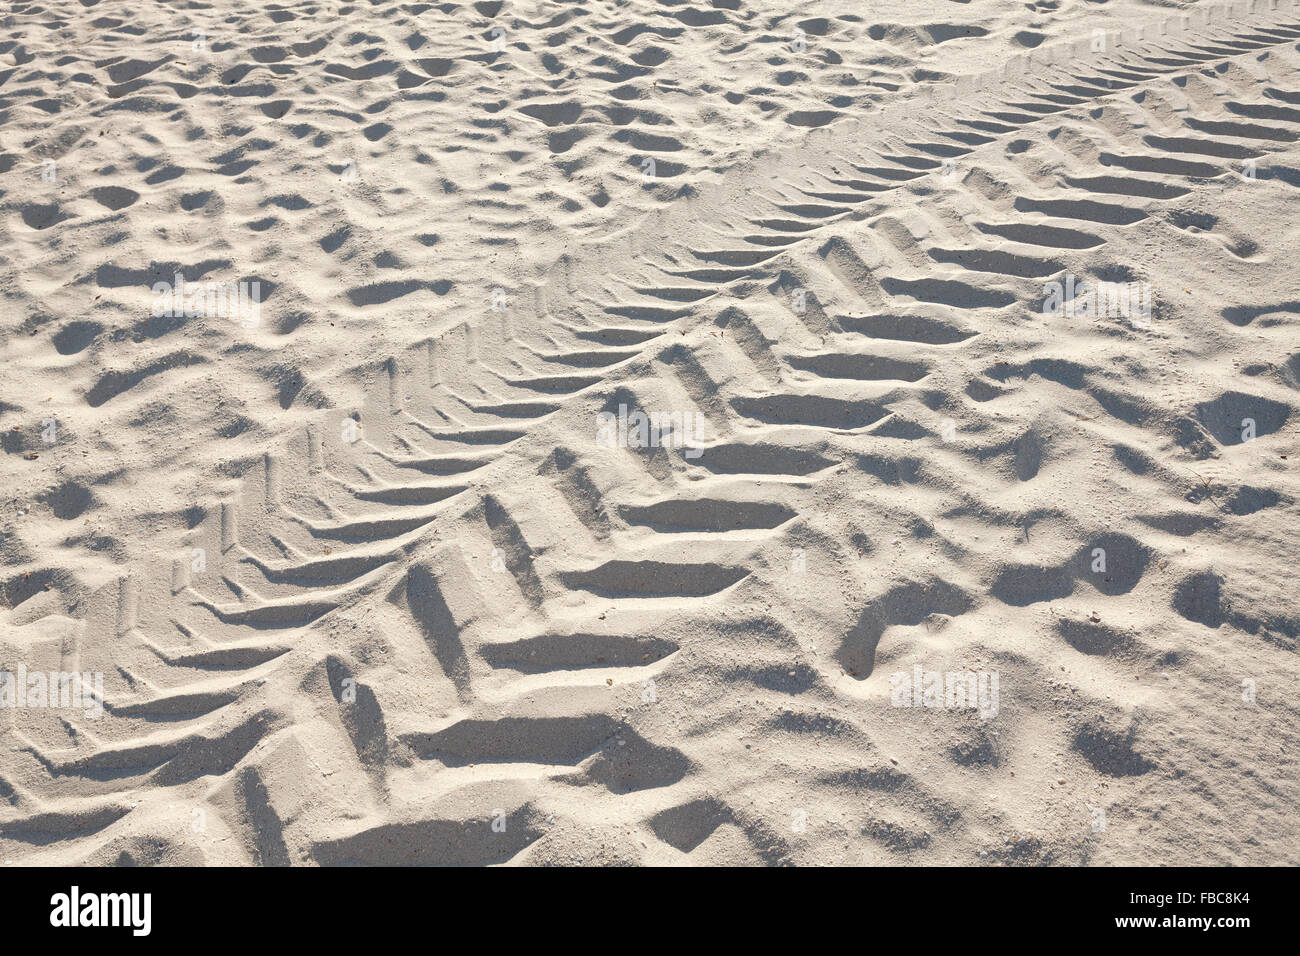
1 0 1298 865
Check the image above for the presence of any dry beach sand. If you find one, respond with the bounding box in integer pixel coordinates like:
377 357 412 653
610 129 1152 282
1 0 1298 865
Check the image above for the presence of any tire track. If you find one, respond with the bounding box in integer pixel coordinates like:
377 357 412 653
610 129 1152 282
4 2 1300 864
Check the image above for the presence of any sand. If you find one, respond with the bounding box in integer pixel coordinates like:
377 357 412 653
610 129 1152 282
1 0 1298 865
